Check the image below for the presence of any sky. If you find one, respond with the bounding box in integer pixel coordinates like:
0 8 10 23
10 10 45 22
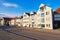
0 0 60 17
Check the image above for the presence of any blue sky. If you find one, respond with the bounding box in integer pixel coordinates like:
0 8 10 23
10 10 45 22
0 0 60 17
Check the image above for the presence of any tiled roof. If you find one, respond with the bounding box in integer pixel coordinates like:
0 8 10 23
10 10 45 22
3 17 16 21
54 8 60 14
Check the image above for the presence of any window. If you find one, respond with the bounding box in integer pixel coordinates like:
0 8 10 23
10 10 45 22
32 15 34 18
32 18 34 20
41 13 44 17
41 18 45 23
31 15 34 20
46 11 50 15
41 24 45 27
32 22 34 26
41 8 44 12
46 24 50 27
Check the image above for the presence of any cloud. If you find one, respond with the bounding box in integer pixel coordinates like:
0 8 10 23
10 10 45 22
0 12 8 18
0 12 12 17
0 12 10 17
0 12 20 18
2 3 18 8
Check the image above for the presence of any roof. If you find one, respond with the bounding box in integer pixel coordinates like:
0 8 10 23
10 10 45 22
3 17 16 21
16 16 23 19
54 8 60 14
26 13 30 16
40 4 45 7
30 12 36 15
24 12 30 16
20 16 23 19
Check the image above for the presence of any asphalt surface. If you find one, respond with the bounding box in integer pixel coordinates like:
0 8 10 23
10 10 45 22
0 26 60 40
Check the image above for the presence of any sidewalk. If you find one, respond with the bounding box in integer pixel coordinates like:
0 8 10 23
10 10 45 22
34 28 60 35
21 27 60 35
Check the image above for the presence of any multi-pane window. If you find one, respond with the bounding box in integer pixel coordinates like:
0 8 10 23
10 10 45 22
41 18 45 23
31 14 34 17
41 13 44 17
41 8 44 12
32 22 35 27
32 22 34 24
41 24 45 27
46 24 50 27
32 19 34 20
32 15 34 20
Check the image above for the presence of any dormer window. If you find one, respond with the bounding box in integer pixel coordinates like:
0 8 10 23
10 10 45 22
40 7 44 12
31 15 34 18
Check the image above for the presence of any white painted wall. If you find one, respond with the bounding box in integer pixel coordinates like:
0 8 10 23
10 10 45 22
37 4 53 29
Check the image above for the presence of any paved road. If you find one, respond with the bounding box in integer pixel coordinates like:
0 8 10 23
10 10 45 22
0 26 60 40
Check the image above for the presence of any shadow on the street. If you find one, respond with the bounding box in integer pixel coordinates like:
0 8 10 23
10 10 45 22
3 29 37 40
0 26 37 40
0 25 18 30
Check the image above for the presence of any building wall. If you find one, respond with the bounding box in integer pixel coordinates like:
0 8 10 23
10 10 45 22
22 4 54 29
37 4 53 29
1 18 4 25
10 20 15 26
15 18 20 26
30 12 37 28
54 14 60 28
20 18 23 26
23 13 30 27
54 14 60 21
